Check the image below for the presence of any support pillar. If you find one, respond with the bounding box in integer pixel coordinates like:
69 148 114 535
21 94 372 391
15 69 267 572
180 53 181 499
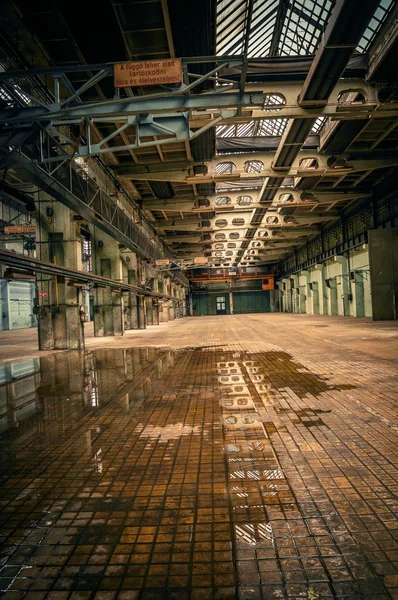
138 296 146 329
153 300 160 325
36 196 84 350
122 253 139 330
229 291 234 315
159 300 168 323
169 301 175 320
146 298 154 325
92 231 124 337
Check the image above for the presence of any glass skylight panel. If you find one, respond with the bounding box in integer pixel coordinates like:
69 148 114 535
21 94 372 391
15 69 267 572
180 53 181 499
257 118 288 136
0 86 13 107
311 116 327 134
357 0 394 52
246 0 279 57
217 0 335 59
279 0 333 56
216 0 247 54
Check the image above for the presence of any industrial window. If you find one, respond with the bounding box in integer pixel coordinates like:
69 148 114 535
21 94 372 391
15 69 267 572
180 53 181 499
243 161 264 174
216 162 236 174
216 196 232 205
237 195 253 205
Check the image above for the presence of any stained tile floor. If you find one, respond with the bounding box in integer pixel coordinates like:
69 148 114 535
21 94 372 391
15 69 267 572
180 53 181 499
0 315 398 599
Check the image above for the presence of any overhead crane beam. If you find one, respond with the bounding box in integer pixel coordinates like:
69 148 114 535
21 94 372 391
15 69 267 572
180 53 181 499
3 150 189 286
142 190 369 209
0 92 265 126
158 223 321 235
124 158 398 184
0 249 182 301
115 151 398 178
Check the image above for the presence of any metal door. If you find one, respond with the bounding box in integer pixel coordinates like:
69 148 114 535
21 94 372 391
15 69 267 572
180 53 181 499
312 283 319 314
233 291 270 314
355 280 365 317
299 286 306 313
329 281 338 315
293 288 300 313
8 281 36 329
216 296 227 315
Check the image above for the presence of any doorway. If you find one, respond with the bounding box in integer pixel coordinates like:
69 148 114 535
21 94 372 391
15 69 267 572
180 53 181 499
329 281 338 315
311 282 320 314
216 296 227 315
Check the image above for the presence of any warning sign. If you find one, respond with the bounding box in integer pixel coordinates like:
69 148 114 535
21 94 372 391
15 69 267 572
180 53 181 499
114 59 182 88
155 259 170 267
4 225 36 234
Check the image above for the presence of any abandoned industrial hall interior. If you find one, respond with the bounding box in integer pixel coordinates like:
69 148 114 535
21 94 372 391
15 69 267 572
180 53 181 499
1 0 398 599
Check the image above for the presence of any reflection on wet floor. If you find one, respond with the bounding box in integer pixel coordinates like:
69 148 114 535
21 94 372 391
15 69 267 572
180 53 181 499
0 347 395 599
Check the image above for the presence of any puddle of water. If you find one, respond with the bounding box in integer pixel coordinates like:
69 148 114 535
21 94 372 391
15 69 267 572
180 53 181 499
0 345 382 599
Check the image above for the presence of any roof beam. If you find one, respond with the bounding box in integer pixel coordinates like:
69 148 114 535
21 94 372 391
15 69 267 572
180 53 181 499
0 92 265 125
269 0 289 56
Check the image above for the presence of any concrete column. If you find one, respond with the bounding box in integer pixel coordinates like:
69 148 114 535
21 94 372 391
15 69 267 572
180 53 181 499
313 264 327 315
169 301 175 320
153 300 160 325
138 296 146 329
159 300 168 323
146 298 154 325
270 284 280 312
188 292 194 316
127 293 139 329
281 278 291 312
92 231 124 337
36 197 84 350
122 252 139 330
228 291 234 315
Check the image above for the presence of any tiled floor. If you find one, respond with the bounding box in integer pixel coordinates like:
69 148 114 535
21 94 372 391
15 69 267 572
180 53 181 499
0 315 397 599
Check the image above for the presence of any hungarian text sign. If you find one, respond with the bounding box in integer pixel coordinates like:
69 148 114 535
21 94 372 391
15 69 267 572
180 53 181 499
114 59 182 88
155 259 170 267
4 225 35 234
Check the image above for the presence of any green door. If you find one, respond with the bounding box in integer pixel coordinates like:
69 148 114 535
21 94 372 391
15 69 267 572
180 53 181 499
193 294 209 316
312 283 319 314
233 291 270 314
329 281 338 315
355 280 365 317
299 286 306 313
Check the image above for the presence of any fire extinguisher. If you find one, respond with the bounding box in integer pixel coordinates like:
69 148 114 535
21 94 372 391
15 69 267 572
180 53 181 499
79 305 85 322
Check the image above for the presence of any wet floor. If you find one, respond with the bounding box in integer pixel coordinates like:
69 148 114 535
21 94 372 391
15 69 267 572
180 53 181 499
0 346 397 599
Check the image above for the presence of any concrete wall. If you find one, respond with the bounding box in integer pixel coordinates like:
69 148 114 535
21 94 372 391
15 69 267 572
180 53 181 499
279 245 372 318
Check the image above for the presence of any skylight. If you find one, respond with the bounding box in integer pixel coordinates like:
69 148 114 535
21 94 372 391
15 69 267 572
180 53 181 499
216 0 334 58
357 0 394 52
279 0 334 56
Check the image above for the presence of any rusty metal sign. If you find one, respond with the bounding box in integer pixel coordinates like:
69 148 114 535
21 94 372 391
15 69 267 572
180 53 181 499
155 259 170 267
193 257 208 265
4 224 36 234
114 59 182 88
